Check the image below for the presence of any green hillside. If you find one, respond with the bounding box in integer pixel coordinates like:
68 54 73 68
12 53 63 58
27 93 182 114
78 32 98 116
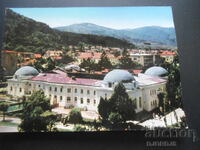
3 9 135 53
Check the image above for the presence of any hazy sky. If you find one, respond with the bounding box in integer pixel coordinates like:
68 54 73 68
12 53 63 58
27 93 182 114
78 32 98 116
10 7 174 29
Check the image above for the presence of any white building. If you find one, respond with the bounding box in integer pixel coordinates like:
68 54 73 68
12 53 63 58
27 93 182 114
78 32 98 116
129 53 161 67
7 66 168 113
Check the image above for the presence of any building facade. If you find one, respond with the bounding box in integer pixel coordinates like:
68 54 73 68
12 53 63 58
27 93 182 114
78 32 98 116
7 66 167 113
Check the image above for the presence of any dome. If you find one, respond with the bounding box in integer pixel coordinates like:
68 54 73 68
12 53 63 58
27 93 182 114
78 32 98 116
145 66 168 77
14 66 39 76
104 69 134 83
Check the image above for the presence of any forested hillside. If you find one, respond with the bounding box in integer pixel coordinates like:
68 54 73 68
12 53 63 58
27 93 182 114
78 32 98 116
3 9 134 53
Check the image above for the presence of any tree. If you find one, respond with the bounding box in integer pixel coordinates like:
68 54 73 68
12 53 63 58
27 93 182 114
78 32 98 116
0 102 9 121
109 83 136 122
68 108 83 124
79 58 98 72
34 57 56 72
165 55 182 108
98 52 113 70
118 49 141 69
108 112 123 124
98 97 111 121
19 90 57 132
98 82 136 124
40 111 58 132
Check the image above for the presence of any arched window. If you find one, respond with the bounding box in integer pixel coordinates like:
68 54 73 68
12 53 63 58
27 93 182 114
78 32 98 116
87 90 90 95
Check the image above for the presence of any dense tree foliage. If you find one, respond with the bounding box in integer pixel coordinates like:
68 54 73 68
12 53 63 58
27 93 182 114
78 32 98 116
165 55 182 108
19 90 58 132
67 108 83 124
4 9 134 52
157 53 183 115
98 97 111 121
98 83 136 123
118 49 142 69
97 52 113 70
33 57 56 72
79 58 98 72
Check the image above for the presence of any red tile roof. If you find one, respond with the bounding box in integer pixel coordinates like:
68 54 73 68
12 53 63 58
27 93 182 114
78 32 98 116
2 50 17 53
78 52 116 59
34 54 42 58
160 51 176 56
30 71 100 86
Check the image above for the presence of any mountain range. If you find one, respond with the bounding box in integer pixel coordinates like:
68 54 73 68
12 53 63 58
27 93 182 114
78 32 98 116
4 9 134 53
55 23 177 46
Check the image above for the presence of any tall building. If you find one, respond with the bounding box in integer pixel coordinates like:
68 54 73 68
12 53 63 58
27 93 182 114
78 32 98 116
129 53 161 68
1 50 18 76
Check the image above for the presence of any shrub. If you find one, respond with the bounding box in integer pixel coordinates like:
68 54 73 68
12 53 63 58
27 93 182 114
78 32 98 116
73 125 88 131
108 112 123 124
68 108 83 124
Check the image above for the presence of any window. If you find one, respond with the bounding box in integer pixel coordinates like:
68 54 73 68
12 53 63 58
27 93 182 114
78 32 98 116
87 90 90 95
81 89 83 94
10 86 12 91
38 85 40 88
55 87 57 92
60 96 62 101
75 97 77 103
54 95 57 100
60 87 63 92
94 99 96 105
108 83 112 88
29 84 31 87
94 91 96 95
49 94 51 98
29 91 31 95
49 87 52 91
67 88 71 93
105 93 107 98
75 88 77 93
139 97 142 108
81 98 83 104
19 88 22 92
67 97 71 103
87 99 90 104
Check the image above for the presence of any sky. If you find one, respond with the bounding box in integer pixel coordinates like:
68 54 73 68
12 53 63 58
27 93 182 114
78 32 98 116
10 7 174 29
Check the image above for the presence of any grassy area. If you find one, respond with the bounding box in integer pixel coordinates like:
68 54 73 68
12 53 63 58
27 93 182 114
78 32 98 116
57 128 73 132
7 104 23 112
0 121 19 127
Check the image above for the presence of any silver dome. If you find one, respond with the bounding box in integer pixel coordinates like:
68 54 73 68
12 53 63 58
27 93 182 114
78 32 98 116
145 66 168 77
14 66 39 76
104 69 134 83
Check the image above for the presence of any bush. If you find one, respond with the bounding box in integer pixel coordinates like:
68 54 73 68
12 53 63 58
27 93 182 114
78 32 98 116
68 108 83 124
73 125 88 131
108 112 123 124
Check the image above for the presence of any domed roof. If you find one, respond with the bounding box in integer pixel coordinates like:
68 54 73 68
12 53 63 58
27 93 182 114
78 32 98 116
14 66 39 76
145 66 168 77
104 69 134 83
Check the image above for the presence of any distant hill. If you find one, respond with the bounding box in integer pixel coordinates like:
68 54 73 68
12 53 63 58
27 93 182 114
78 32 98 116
3 9 134 53
55 23 177 46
